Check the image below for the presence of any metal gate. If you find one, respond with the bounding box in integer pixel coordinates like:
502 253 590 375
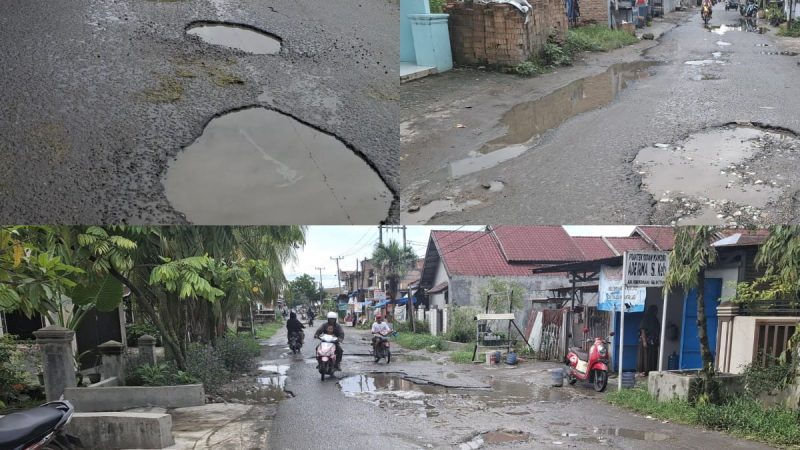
537 309 565 361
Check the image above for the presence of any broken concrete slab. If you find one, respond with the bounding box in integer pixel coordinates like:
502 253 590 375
67 412 173 449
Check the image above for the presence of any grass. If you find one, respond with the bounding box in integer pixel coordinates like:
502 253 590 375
450 349 475 364
254 322 283 340
394 332 444 352
515 25 639 77
606 387 800 448
778 21 800 37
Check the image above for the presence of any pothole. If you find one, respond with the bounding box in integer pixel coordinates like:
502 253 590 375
163 107 393 224
461 430 530 449
684 59 725 66
709 24 742 34
593 427 670 442
256 363 289 389
635 125 800 225
760 51 799 56
186 22 281 54
716 40 732 46
403 199 481 224
447 61 658 178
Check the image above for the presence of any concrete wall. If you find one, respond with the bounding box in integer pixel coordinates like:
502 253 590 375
724 316 799 374
67 412 173 449
64 384 205 412
429 259 449 309
446 1 568 66
648 371 744 402
401 0 429 63
705 266 739 302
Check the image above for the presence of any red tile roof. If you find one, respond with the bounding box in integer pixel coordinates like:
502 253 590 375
573 237 616 260
491 225 585 263
606 237 655 254
431 230 540 277
634 226 676 251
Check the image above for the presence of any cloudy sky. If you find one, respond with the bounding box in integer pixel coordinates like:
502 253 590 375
283 225 635 288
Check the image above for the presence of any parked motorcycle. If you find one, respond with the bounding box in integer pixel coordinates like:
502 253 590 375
288 332 303 355
316 334 338 381
372 332 395 364
701 3 713 25
724 0 737 11
564 333 612 392
0 400 82 450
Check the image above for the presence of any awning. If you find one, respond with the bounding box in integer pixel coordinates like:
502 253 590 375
427 281 448 294
371 299 391 309
395 296 418 306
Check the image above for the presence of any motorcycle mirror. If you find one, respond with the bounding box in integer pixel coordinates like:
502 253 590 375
609 332 615 337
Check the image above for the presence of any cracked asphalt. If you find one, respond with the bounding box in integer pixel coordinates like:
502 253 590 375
0 0 398 224
400 6 800 225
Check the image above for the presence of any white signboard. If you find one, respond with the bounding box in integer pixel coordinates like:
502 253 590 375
598 265 646 312
624 251 670 287
373 290 385 301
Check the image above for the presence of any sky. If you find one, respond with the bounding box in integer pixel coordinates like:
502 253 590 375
283 225 636 288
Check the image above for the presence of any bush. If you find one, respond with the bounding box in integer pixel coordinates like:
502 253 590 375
444 306 478 343
126 322 161 347
254 322 282 340
450 349 474 364
394 332 444 352
0 335 26 408
542 42 572 66
565 24 638 53
514 60 548 77
778 20 800 37
184 343 230 393
429 0 446 13
131 362 199 386
740 355 792 398
393 320 427 333
214 333 261 373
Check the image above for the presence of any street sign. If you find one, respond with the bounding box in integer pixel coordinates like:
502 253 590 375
598 265 646 312
623 250 670 287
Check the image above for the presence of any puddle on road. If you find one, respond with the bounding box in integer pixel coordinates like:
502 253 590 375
461 430 530 449
403 199 482 224
684 59 725 66
760 51 799 56
594 427 670 442
186 22 281 54
709 24 741 35
635 125 799 224
716 40 732 46
163 107 392 224
256 364 289 389
447 61 657 178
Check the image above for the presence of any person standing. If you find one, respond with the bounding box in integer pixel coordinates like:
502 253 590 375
638 305 660 376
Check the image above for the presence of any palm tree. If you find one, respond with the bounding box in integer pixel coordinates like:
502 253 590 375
664 226 718 403
372 240 418 328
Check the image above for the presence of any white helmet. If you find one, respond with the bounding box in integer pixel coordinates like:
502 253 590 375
327 311 338 320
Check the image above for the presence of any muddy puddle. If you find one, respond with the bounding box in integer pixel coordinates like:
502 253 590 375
403 198 481 224
257 363 289 389
339 374 574 418
635 125 800 225
461 430 530 449
163 107 392 224
186 22 281 54
447 61 658 178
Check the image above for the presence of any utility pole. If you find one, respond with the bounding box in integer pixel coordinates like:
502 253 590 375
330 256 344 294
314 266 325 307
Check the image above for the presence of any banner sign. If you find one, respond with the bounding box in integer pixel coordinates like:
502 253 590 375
373 290 385 301
624 251 670 287
598 265 646 312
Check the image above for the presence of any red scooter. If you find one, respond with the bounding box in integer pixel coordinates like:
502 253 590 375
564 332 613 392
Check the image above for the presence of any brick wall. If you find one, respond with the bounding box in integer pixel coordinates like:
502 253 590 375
446 1 568 67
580 0 609 24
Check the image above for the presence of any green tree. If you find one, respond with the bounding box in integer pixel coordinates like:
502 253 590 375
287 274 318 308
665 226 719 403
372 240 418 327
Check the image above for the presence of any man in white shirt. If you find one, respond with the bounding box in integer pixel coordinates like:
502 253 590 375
371 314 392 353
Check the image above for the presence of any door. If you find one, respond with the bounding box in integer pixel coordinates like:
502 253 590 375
679 278 722 370
612 310 643 372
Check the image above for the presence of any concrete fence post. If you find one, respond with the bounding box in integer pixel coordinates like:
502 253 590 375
715 303 739 373
137 334 157 365
33 325 76 401
98 340 125 385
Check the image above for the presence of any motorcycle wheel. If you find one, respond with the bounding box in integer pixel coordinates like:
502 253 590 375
568 374 578 385
321 371 325 381
386 349 391 364
593 370 608 392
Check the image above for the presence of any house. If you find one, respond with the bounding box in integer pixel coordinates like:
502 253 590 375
400 0 453 82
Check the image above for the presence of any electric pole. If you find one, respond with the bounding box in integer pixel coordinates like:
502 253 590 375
314 266 325 306
330 256 344 294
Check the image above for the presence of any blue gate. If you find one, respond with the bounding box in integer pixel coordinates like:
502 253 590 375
679 278 722 370
612 310 643 372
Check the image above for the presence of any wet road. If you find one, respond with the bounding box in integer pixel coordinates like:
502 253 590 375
0 0 398 224
267 327 770 449
400 6 800 225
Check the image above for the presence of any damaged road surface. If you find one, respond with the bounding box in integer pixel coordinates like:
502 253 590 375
268 327 767 450
400 7 800 224
0 0 398 223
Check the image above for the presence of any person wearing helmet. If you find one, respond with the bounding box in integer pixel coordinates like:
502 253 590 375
314 312 345 370
371 314 393 354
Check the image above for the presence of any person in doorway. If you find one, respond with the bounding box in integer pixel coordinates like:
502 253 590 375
370 314 393 354
638 305 660 376
286 311 305 345
314 312 344 370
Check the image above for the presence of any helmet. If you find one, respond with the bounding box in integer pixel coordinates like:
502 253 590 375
375 314 383 319
327 311 338 320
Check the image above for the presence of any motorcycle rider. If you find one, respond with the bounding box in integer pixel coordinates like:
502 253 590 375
371 314 393 354
314 312 344 370
286 311 305 346
701 0 713 20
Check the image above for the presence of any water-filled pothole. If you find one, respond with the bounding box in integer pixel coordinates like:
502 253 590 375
256 363 289 389
163 107 393 224
594 428 670 442
635 125 800 225
461 430 530 449
403 199 482 224
761 51 799 56
448 61 657 178
186 22 281 54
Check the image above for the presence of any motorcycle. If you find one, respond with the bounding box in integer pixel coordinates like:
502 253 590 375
0 400 82 450
701 3 713 25
288 331 303 354
724 0 737 10
316 334 338 381
372 331 395 364
742 2 759 31
564 333 612 392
